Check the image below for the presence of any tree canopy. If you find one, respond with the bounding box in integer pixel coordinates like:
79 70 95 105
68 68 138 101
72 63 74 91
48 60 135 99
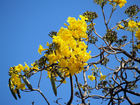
8 0 140 105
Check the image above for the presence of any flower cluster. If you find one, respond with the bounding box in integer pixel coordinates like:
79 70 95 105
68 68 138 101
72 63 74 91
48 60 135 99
88 64 106 81
8 62 39 94
128 20 139 28
135 28 140 40
127 20 140 48
43 15 91 75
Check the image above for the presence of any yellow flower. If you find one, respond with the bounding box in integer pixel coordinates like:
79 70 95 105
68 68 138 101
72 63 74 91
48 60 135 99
135 28 140 40
88 75 95 81
31 62 39 70
62 80 66 84
117 24 124 30
47 51 58 64
15 64 24 72
99 71 106 81
38 45 47 55
128 20 137 28
46 15 91 75
93 64 97 68
137 21 140 26
16 83 25 90
24 62 30 71
113 0 127 8
46 42 49 46
137 44 140 49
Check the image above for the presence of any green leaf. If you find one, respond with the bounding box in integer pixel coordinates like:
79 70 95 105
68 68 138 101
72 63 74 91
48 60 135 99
22 76 33 90
9 79 17 100
50 73 57 96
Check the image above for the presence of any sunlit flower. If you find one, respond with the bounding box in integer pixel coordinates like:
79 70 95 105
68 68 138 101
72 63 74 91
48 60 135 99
99 71 106 81
128 20 137 28
88 75 95 81
38 45 47 55
135 28 140 40
137 44 140 49
113 0 127 8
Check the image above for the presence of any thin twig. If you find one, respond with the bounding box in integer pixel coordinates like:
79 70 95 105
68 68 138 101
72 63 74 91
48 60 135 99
38 71 42 89
83 70 88 97
74 74 86 104
101 6 109 30
33 89 50 105
107 7 115 25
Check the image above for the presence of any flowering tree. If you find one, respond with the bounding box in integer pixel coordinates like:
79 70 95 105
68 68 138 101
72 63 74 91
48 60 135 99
8 0 140 105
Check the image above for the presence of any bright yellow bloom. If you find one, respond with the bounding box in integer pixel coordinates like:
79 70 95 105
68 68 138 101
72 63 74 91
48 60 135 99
15 64 24 72
38 45 47 55
67 15 88 39
137 44 140 49
117 24 124 30
135 28 140 40
24 62 30 71
62 80 66 84
113 0 127 8
31 62 39 70
47 51 58 64
16 83 25 90
11 74 26 90
93 64 96 68
137 21 140 26
48 15 91 75
128 20 138 28
99 71 106 81
88 75 95 81
46 42 49 46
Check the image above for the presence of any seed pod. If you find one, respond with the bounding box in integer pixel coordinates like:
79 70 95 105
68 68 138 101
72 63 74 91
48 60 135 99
9 79 17 100
50 73 57 96
22 76 33 91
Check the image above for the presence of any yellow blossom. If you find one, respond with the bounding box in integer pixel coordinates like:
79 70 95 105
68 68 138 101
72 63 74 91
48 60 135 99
88 75 95 81
31 62 39 70
46 15 91 75
24 62 30 71
128 20 137 28
46 42 49 46
62 79 66 84
47 51 58 64
137 44 140 49
10 74 26 90
38 45 47 55
16 83 25 90
99 71 106 81
137 21 140 26
113 0 127 8
135 28 140 40
93 64 97 68
117 24 124 30
15 64 24 72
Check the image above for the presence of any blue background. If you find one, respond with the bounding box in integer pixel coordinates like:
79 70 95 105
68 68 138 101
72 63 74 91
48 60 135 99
0 0 140 105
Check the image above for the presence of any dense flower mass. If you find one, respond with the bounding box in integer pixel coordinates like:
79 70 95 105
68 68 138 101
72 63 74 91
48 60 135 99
8 15 91 95
46 15 91 75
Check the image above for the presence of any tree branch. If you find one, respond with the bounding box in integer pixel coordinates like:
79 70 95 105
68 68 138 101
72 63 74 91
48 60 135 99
74 74 86 104
67 74 74 105
33 89 50 105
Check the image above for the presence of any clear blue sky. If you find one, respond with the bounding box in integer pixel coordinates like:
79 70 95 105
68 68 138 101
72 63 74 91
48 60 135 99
0 0 140 105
